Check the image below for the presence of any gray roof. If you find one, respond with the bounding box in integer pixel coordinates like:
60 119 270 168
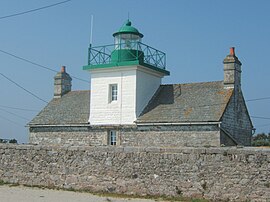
29 81 233 126
137 81 233 123
29 91 90 126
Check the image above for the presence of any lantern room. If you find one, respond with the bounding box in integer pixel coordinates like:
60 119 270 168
111 20 144 63
83 20 170 76
113 20 143 50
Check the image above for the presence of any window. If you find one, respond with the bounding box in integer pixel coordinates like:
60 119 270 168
110 84 118 102
109 130 117 146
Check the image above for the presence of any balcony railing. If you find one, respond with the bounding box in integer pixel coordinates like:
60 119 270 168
88 42 166 70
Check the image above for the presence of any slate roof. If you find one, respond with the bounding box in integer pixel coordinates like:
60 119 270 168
137 81 233 123
28 91 90 126
29 81 233 126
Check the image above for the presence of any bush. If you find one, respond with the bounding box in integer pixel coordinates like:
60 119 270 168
0 139 8 143
0 138 17 144
252 133 270 146
9 139 17 144
252 139 270 146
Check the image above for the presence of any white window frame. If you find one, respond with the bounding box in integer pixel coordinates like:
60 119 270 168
109 84 118 102
109 130 117 146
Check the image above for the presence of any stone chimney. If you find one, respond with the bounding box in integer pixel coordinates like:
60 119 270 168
223 47 242 90
54 66 72 98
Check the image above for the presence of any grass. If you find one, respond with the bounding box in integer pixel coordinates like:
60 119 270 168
264 182 270 188
0 179 19 186
191 199 209 202
91 192 209 202
0 179 5 185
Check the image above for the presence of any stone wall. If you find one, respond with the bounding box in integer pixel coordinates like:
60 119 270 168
121 125 220 147
29 125 221 147
29 126 107 146
0 144 269 201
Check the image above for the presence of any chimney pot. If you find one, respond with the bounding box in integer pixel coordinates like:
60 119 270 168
61 66 66 73
230 47 235 56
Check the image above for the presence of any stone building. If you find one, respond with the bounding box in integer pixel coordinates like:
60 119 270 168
28 20 253 147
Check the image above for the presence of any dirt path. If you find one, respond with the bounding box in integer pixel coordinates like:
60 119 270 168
0 185 157 202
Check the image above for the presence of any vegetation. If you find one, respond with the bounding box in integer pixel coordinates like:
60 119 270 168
0 138 17 144
264 182 270 188
252 133 270 147
0 179 11 186
9 139 18 143
93 192 209 202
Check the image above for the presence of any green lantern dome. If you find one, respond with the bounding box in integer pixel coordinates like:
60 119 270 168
113 20 144 38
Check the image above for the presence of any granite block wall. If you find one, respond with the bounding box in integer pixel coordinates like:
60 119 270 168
0 144 269 201
29 125 221 147
29 126 107 146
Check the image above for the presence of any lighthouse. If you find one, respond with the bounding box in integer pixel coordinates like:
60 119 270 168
83 20 169 125
29 21 253 147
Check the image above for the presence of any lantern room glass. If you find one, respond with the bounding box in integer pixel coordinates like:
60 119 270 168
114 33 142 50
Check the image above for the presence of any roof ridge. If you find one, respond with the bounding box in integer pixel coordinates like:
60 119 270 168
161 80 223 86
70 90 90 92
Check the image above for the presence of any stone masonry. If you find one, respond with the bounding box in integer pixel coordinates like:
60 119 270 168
29 125 221 147
0 144 269 201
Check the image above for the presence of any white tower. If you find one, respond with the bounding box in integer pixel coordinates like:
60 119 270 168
83 20 169 125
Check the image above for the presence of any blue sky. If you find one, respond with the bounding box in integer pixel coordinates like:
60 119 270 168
0 0 269 143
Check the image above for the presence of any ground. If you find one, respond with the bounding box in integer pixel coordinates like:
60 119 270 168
0 185 156 202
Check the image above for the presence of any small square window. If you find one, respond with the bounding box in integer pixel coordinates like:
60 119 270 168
109 84 118 102
109 130 117 146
